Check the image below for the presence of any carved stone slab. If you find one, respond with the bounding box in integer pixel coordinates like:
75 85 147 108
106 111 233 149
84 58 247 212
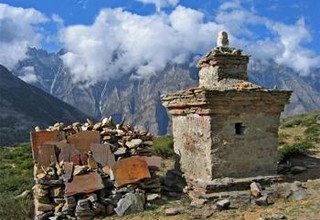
65 172 104 196
31 131 61 160
90 143 115 167
67 131 100 153
113 156 151 187
38 144 58 168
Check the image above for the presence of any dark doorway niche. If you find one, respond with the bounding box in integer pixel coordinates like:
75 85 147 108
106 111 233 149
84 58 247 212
235 123 246 135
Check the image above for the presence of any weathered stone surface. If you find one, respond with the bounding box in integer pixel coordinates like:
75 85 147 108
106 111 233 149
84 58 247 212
67 131 100 153
146 193 160 201
216 199 230 210
165 207 184 216
113 156 151 187
114 192 145 216
255 194 273 206
290 166 307 174
34 199 55 212
114 147 126 156
62 162 73 182
31 114 159 219
87 154 98 169
191 208 214 219
272 213 287 219
114 197 131 216
161 34 291 181
31 131 61 160
50 186 64 197
250 182 262 197
37 211 54 220
73 165 89 176
290 185 307 201
143 156 162 170
102 165 114 179
37 144 58 168
65 172 104 196
125 139 142 148
65 196 76 209
55 203 64 214
56 142 72 162
75 199 94 217
90 143 115 167
54 198 65 204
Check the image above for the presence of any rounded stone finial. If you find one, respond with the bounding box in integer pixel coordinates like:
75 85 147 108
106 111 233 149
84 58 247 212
217 31 229 47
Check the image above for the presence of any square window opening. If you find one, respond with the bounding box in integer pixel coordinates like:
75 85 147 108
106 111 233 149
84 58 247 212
235 123 246 135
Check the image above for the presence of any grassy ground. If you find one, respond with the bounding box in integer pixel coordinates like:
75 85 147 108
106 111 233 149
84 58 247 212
278 110 320 160
0 143 34 219
0 110 319 219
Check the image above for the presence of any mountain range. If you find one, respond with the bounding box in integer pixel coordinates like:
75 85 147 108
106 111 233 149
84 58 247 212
8 48 320 135
0 64 88 146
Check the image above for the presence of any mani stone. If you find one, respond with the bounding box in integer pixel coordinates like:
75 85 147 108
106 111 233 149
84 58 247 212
37 144 58 168
31 130 61 160
67 131 100 153
90 143 115 167
65 172 104 196
161 32 291 181
113 156 151 187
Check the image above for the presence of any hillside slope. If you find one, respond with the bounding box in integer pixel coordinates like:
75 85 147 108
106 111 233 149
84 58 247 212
0 65 89 146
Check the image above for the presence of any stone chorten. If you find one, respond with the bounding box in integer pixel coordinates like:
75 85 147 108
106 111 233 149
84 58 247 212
161 31 292 182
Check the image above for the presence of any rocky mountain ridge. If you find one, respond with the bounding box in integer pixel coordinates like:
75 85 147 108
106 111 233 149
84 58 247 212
11 48 320 135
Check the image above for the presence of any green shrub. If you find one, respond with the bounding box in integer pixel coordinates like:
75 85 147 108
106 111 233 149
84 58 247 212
152 136 174 157
278 141 314 160
280 118 303 128
304 124 320 142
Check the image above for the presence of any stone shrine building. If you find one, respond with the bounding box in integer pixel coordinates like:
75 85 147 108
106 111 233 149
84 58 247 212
161 32 292 182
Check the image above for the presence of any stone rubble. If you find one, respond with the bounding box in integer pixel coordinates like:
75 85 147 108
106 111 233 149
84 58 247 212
250 182 263 197
31 117 161 220
216 199 230 210
164 207 184 216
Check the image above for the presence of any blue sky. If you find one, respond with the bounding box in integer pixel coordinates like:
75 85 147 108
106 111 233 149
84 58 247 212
0 0 319 82
2 0 319 52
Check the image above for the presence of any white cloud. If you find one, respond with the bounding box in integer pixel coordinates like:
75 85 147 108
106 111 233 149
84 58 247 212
0 4 48 69
58 1 319 84
52 14 64 27
18 66 38 83
59 6 222 84
215 1 320 75
270 18 320 75
136 0 179 12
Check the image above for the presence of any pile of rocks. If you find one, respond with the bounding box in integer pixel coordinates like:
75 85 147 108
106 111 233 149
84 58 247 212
31 118 162 220
184 175 284 207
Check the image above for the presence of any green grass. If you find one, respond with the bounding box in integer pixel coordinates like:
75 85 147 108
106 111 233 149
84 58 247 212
278 110 320 160
278 141 314 160
152 135 174 157
0 143 34 219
